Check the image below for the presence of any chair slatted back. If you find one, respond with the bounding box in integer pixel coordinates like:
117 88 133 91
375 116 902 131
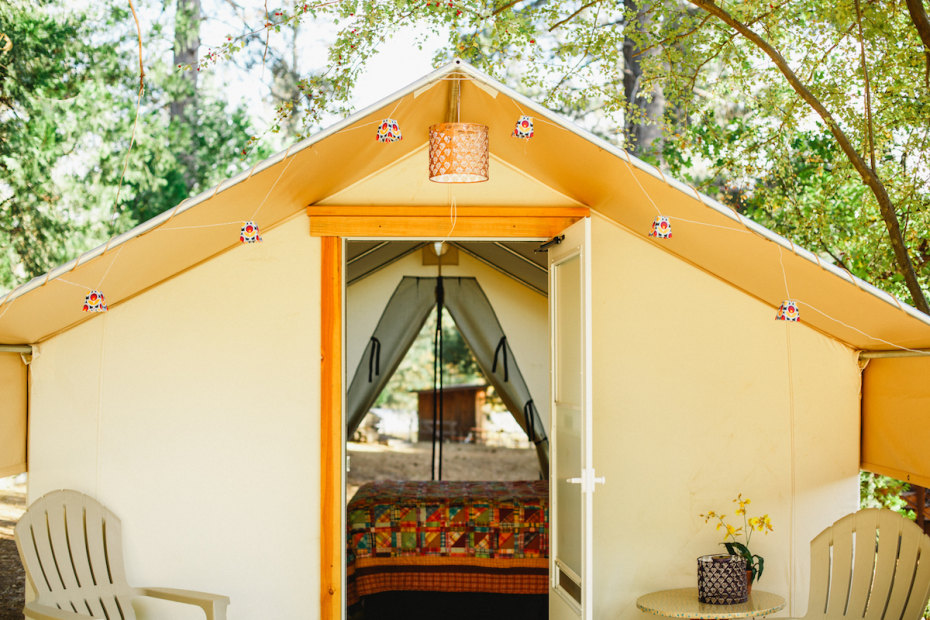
15 490 138 619
805 508 930 620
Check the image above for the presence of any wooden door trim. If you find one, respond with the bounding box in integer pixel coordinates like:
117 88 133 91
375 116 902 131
320 208 585 618
321 236 342 620
308 205 588 238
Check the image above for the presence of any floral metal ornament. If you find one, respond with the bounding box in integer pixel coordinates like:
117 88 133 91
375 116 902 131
83 290 108 313
428 122 489 183
240 221 262 244
376 118 402 143
512 116 534 139
776 300 800 322
648 216 672 239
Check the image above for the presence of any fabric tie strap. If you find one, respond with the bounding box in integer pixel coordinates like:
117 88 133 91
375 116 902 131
524 400 538 443
368 337 381 383
492 336 509 382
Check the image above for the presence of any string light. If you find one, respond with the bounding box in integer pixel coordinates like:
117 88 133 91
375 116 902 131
0 70 923 360
512 116 534 139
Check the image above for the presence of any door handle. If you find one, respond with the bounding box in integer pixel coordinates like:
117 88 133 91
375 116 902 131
567 469 605 492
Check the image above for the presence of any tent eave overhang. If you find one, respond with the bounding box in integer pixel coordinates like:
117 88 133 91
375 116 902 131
0 58 928 353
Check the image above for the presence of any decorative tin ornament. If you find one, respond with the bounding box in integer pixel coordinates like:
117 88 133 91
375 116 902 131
83 290 108 313
428 122 489 183
776 300 800 322
649 216 672 239
240 221 262 244
376 118 402 143
512 116 534 139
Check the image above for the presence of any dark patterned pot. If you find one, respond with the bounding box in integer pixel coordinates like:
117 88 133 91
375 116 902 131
697 554 748 604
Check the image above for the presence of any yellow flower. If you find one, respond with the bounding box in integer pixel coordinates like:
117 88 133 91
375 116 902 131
761 514 773 532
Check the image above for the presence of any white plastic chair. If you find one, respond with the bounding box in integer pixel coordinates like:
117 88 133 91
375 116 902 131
15 489 229 620
795 508 930 620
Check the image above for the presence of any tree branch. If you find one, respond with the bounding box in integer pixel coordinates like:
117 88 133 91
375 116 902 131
550 0 602 32
854 0 876 172
905 0 930 87
491 0 523 17
688 0 930 314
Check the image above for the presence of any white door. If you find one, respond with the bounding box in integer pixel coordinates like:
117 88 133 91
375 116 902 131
548 217 598 620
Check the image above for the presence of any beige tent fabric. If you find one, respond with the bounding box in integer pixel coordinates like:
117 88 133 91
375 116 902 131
2 60 930 479
0 353 27 478
1 62 929 350
0 61 927 351
861 357 930 488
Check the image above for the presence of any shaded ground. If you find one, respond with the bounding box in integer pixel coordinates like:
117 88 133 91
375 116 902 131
0 483 25 620
347 440 540 501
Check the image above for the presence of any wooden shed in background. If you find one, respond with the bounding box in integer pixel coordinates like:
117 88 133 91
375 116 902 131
416 384 488 442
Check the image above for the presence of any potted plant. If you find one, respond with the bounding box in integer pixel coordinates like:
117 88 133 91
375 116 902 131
700 494 774 589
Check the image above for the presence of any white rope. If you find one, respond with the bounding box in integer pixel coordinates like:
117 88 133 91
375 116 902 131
777 246 791 299
675 217 752 234
618 148 662 216
251 150 299 220
96 245 124 289
54 277 92 290
804 302 930 354
156 221 243 231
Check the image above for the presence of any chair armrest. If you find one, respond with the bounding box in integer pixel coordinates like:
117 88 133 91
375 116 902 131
24 601 104 620
138 587 230 620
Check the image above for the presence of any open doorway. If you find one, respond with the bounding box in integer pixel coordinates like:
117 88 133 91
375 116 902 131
344 239 550 620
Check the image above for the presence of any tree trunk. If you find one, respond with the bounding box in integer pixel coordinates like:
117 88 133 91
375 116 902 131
171 0 201 190
623 0 666 162
689 0 930 314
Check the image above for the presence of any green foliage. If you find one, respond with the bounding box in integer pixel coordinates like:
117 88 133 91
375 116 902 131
0 0 261 292
196 0 930 308
860 472 912 514
375 308 492 411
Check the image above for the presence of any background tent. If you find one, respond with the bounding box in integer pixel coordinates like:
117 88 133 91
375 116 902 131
347 276 549 476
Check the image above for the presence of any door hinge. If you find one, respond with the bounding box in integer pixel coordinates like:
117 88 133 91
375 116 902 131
567 468 605 493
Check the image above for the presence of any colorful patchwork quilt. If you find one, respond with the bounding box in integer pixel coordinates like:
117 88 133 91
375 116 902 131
346 480 549 607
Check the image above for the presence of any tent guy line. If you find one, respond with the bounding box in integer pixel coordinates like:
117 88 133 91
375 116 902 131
0 60 929 358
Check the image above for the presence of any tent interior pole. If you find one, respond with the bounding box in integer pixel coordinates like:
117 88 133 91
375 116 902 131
859 349 930 359
0 345 33 354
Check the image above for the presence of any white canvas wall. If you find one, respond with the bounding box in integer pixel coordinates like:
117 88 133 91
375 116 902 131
28 214 322 620
345 246 550 434
588 214 860 620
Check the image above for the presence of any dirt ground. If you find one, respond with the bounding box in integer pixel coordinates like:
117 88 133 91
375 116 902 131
0 482 25 620
346 440 541 500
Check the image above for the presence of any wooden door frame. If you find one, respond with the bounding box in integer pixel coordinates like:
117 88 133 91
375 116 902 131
316 205 588 620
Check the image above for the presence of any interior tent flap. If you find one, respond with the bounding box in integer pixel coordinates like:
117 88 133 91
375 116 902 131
861 356 930 487
0 353 27 478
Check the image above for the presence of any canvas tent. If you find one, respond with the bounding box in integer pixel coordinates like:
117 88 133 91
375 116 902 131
346 273 549 474
0 59 929 619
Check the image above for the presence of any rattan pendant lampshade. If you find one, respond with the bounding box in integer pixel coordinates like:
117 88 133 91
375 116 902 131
428 122 489 183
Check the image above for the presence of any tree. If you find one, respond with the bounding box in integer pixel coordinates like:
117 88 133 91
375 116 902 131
198 0 930 312
0 1 122 290
0 0 262 291
684 0 930 312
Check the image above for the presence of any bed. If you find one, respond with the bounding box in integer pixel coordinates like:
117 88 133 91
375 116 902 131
346 479 549 617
